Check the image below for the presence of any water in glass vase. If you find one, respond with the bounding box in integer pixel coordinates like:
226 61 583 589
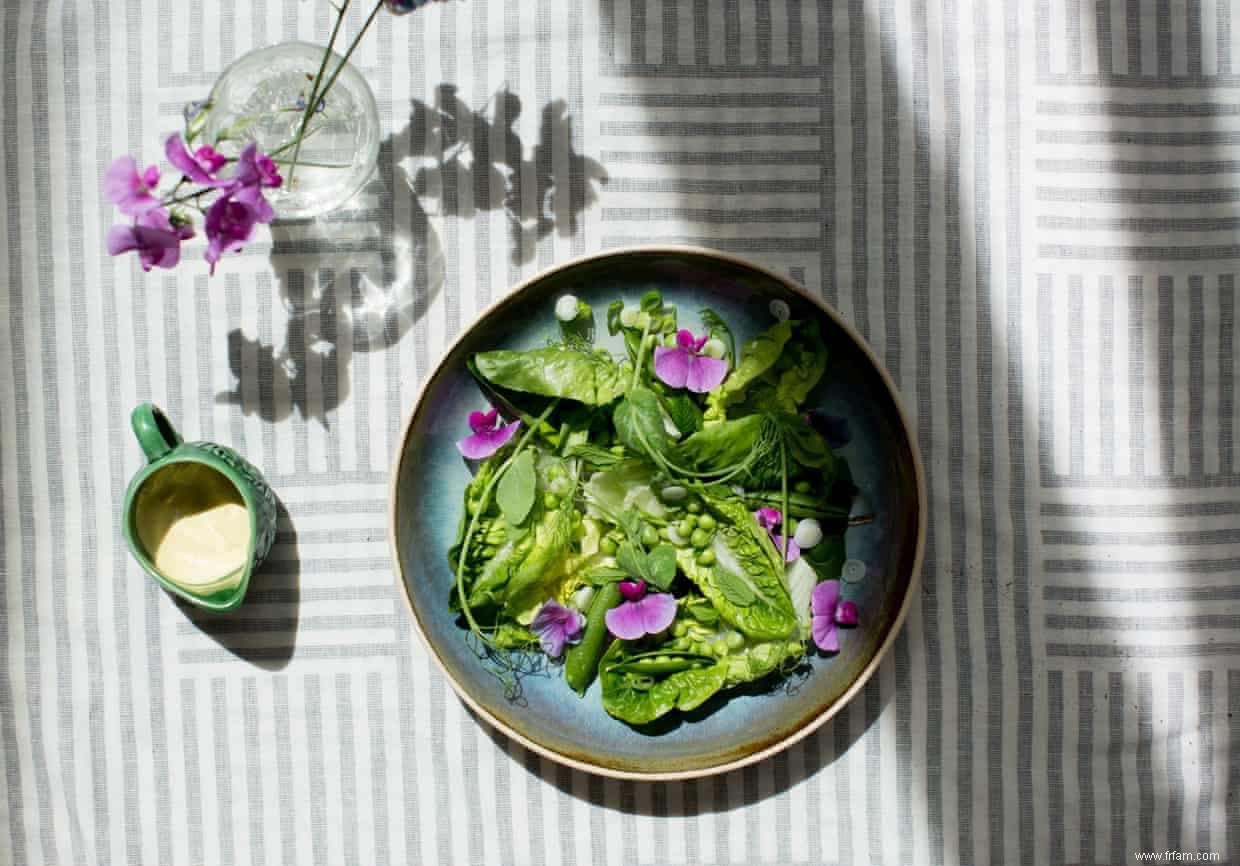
203 42 380 219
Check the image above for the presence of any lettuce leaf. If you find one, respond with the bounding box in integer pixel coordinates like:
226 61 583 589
599 639 728 725
473 345 626 406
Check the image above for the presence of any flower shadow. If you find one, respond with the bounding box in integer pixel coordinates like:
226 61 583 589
216 85 607 424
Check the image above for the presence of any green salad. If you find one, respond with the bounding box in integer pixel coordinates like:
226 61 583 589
448 290 862 726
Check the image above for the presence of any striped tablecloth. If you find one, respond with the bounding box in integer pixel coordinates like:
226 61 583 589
2 1 1238 864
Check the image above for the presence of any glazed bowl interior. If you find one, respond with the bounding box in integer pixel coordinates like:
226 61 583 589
390 247 925 779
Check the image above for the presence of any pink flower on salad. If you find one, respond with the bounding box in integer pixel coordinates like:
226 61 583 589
754 507 800 562
456 408 521 459
103 155 162 216
530 599 585 658
604 580 677 640
653 329 729 393
811 580 858 653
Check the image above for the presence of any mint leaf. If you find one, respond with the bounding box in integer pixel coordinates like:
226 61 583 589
644 544 678 591
496 449 536 526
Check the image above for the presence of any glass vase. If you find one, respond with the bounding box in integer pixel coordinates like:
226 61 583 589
201 42 381 220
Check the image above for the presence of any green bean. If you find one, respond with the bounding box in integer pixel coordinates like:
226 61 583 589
564 583 623 694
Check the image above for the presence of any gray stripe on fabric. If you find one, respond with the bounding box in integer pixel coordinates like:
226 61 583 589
865 679 883 863
631 0 647 65
801 724 822 864
182 680 204 865
1159 276 1174 475
1040 215 1240 232
367 674 390 866
744 763 760 864
603 150 825 165
1040 186 1240 204
305 675 327 866
603 236 823 252
1036 0 1049 75
1221 277 1235 474
243 679 265 866
1109 672 1125 864
4 5 50 862
1038 275 1054 481
1047 614 1240 630
620 777 638 866
607 176 819 194
1231 672 1240 856
913 0 944 853
820 0 836 306
1078 671 1095 865
754 0 771 64
662 0 678 67
602 206 823 222
1007 0 1034 856
1166 671 1184 849
1037 158 1240 174
212 678 235 865
1221 0 1233 74
1130 276 1147 473
1037 98 1240 115
536 0 554 271
724 0 741 66
470 0 492 308
1189 277 1205 477
849 0 869 338
273 677 296 866
1099 277 1115 475
430 634 452 865
1126 0 1140 77
1042 526 1240 544
1095 0 1113 74
833 706 854 864
1038 128 1240 146
34 7 89 862
1156 0 1171 79
253 0 266 45
1041 500 1240 517
220 0 236 64
1137 672 1154 852
1047 557 1240 574
1045 585 1240 602
1050 643 1240 658
1066 0 1082 72
1197 670 1213 851
1069 276 1085 476
597 91 820 107
1187 0 1201 78
895 633 914 865
786 0 802 65
944 0 969 851
603 119 827 136
176 613 397 636
335 674 358 866
881 0 900 382
1048 671 1065 866
195 274 214 440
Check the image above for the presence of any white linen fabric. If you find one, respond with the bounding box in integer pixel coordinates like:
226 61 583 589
1 1 1237 863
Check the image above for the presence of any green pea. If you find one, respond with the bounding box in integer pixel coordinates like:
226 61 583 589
686 501 703 514
655 655 671 664
544 493 560 509
673 621 688 638
609 445 626 456
696 548 716 566
641 525 659 547
599 536 618 556
690 528 710 548
794 479 813 493
677 519 695 539
696 514 716 531
659 526 672 541
548 464 564 479
726 631 745 650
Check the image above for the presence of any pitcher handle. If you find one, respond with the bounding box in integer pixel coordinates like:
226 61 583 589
131 404 183 463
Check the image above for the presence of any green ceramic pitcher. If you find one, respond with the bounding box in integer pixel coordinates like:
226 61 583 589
121 404 277 612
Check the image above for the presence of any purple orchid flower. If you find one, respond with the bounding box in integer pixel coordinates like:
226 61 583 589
202 193 267 275
653 329 729 394
165 134 227 186
604 579 677 640
103 155 162 217
232 143 283 190
810 580 859 653
456 408 521 459
106 207 194 272
754 507 800 562
530 599 585 658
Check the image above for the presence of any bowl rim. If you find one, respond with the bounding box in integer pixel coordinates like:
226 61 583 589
387 244 928 781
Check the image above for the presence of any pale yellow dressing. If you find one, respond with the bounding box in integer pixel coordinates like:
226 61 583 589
134 463 252 592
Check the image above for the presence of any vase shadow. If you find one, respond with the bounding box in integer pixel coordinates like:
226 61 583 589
216 85 607 425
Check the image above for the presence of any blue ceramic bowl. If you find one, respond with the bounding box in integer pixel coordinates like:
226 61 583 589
389 247 926 780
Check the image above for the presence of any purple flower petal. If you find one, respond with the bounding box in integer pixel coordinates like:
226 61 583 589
468 408 498 433
106 223 184 271
605 592 677 640
203 194 260 274
165 134 219 185
617 579 646 602
684 354 729 393
653 346 691 389
812 615 839 652
811 580 840 618
104 155 161 217
456 419 520 459
835 600 859 627
772 533 801 563
754 507 782 530
531 599 584 658
675 329 697 351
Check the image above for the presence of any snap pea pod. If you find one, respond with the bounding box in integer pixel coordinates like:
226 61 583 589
565 582 623 694
605 651 717 677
